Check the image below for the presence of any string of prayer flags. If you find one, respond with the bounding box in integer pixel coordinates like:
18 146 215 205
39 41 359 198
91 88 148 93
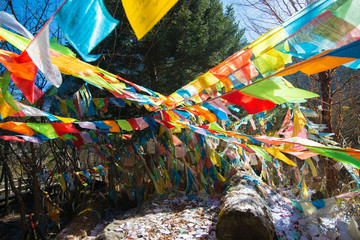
273 45 360 77
250 26 293 77
54 0 119 62
122 0 179 40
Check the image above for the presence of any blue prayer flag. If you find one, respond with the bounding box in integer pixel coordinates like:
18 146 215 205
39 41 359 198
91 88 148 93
54 0 119 62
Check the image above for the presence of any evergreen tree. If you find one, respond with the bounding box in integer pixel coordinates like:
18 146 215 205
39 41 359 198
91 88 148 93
98 0 246 95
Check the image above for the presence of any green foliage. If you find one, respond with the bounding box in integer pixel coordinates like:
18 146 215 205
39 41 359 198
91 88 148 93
99 0 246 95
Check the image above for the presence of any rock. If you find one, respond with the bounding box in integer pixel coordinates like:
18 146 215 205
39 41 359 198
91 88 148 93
96 231 126 240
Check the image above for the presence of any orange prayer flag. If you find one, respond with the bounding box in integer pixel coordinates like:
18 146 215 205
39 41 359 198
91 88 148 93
0 121 34 136
103 120 121 132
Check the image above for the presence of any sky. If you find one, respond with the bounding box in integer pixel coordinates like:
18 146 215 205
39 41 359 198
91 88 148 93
221 0 310 42
221 0 276 42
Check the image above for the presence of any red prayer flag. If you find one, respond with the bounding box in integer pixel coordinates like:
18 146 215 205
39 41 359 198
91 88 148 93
221 91 276 114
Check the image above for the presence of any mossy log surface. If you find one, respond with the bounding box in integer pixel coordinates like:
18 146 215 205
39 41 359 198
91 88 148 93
216 171 275 240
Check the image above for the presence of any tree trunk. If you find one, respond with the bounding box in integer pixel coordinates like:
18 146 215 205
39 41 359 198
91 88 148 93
317 71 337 195
4 170 9 215
3 161 27 232
216 170 275 240
30 143 41 223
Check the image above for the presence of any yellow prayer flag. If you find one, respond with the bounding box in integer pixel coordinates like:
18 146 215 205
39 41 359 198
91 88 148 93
250 27 292 76
53 115 76 123
210 150 221 167
300 202 317 215
305 158 318 177
60 100 68 117
300 177 309 200
122 0 179 39
265 147 297 166
293 108 307 137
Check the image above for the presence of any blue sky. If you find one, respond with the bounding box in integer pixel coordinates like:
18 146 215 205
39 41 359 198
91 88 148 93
221 0 273 41
221 0 309 41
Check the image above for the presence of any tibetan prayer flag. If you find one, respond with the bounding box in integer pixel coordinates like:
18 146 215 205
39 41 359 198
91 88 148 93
75 121 96 130
26 123 59 139
103 120 121 132
251 27 293 76
240 77 319 104
0 135 25 142
188 105 217 123
54 0 118 62
248 145 272 162
127 118 140 130
221 91 276 114
0 11 33 39
0 122 34 136
122 0 178 40
208 122 225 132
274 40 360 76
116 119 133 131
0 72 20 116
17 135 42 143
51 123 79 136
26 24 62 87
0 27 31 51
0 49 41 104
265 147 297 166
280 150 319 160
293 108 307 137
307 146 360 169
0 91 19 119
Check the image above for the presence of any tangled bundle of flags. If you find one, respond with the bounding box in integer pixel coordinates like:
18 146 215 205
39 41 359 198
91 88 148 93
0 0 360 203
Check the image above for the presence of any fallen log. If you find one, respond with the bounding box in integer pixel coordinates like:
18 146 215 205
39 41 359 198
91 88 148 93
216 170 275 240
54 199 105 240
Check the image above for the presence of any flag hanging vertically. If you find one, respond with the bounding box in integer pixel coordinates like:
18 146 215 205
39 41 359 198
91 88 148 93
122 0 178 40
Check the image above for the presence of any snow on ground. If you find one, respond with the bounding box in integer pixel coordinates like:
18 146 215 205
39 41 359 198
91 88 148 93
85 195 220 239
266 187 359 240
84 188 359 239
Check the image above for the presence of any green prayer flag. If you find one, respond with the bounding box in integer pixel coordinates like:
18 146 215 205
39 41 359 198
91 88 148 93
307 146 360 170
240 77 318 104
62 134 78 140
116 120 133 131
26 123 59 139
209 122 225 132
50 38 76 57
0 71 19 112
248 145 272 162
0 27 30 51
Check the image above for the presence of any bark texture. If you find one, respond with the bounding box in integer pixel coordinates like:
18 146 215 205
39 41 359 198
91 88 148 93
317 70 337 195
216 171 275 240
